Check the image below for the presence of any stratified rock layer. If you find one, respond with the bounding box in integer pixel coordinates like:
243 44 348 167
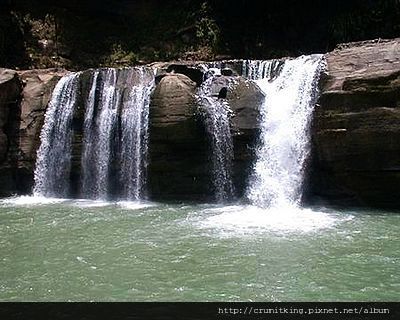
311 38 400 208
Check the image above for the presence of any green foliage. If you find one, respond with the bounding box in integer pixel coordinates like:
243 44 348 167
102 44 138 67
194 2 220 48
11 12 63 68
2 0 399 69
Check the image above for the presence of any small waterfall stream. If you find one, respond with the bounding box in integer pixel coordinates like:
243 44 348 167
196 68 235 202
245 55 325 208
91 68 120 199
119 68 154 200
81 70 99 198
33 73 81 197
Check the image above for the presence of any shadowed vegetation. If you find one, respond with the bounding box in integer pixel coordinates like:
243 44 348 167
0 0 399 69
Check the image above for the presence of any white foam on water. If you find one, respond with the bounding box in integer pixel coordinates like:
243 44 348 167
0 196 158 211
0 196 68 206
196 205 350 235
117 201 155 210
71 199 112 208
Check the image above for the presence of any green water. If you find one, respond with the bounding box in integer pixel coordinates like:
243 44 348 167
0 197 399 301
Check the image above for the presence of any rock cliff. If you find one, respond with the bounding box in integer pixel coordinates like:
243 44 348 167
311 38 400 208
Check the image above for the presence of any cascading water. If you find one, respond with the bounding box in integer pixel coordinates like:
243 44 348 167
91 68 120 199
242 59 284 80
34 67 154 200
33 72 81 197
246 55 325 208
196 68 235 202
81 70 99 198
118 68 154 200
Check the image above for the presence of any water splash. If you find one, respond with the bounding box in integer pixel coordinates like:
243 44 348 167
197 205 341 235
246 55 325 208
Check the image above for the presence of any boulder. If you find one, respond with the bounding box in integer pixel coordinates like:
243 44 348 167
206 75 265 131
152 63 205 86
151 73 197 128
311 38 400 208
148 73 211 200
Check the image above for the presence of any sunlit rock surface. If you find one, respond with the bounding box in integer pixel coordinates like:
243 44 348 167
311 38 400 208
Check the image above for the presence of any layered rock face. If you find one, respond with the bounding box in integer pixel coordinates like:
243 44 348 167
311 38 400 208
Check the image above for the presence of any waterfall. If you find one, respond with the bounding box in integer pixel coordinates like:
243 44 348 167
80 68 121 199
80 67 155 200
196 68 235 202
242 60 284 80
93 69 120 199
81 70 99 198
245 55 324 208
118 68 154 200
34 57 322 204
34 67 154 200
33 73 80 197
